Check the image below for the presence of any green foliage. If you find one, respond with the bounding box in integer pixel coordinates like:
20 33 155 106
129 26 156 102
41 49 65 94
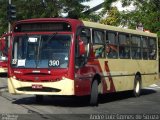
100 7 121 26
0 0 8 34
0 0 90 35
103 0 160 36
103 0 117 10
81 13 101 22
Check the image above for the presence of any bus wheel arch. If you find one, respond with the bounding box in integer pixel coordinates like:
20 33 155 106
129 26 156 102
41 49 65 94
90 74 101 106
92 74 101 85
133 72 142 97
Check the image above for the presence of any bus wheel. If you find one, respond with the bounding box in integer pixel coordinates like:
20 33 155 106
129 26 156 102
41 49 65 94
133 75 141 97
35 95 43 103
90 80 98 106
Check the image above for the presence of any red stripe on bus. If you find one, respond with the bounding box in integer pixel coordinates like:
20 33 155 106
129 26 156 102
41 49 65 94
104 61 116 92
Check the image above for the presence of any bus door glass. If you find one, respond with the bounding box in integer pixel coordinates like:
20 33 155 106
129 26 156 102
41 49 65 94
75 27 91 67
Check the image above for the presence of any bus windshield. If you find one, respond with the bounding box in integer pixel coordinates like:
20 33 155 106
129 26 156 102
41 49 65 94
12 34 71 68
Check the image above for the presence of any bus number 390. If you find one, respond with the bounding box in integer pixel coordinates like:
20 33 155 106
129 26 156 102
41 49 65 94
49 60 60 67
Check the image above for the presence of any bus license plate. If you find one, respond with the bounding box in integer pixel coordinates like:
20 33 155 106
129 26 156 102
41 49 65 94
32 84 43 89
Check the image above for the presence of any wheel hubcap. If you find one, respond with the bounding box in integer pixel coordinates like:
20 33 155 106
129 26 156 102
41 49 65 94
135 81 140 93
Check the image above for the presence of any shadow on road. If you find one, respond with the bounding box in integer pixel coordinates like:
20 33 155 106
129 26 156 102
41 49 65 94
12 95 90 107
99 89 156 104
12 89 156 107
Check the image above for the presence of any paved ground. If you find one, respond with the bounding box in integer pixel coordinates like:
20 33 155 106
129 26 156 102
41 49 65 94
0 74 160 120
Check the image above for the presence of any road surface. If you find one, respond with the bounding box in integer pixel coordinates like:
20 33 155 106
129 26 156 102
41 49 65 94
0 75 160 120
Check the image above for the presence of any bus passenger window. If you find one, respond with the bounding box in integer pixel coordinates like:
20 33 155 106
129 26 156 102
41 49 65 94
119 34 130 59
93 30 104 58
93 30 104 44
80 29 90 45
106 32 118 59
131 36 141 59
149 38 157 60
142 37 149 60
94 45 104 58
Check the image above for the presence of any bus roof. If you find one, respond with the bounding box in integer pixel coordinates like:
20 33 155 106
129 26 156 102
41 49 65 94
13 18 82 26
13 18 157 38
12 18 83 32
82 21 157 38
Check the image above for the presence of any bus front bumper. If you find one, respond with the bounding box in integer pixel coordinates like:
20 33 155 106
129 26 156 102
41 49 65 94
8 77 75 96
0 67 7 73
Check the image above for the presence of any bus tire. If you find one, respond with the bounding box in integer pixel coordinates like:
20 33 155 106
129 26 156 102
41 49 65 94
90 80 98 106
35 95 43 103
133 75 141 97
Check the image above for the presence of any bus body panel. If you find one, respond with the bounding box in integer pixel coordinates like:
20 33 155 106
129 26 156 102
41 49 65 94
0 33 11 73
8 77 75 95
82 20 158 93
74 58 158 95
0 60 8 73
0 67 7 73
99 59 158 92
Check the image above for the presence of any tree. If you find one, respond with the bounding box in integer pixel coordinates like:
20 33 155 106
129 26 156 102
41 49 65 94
80 12 101 22
100 7 121 26
12 0 90 19
0 0 8 34
0 0 90 35
103 0 160 37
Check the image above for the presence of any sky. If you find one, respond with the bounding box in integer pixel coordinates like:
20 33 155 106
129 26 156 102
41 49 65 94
61 0 135 17
82 0 104 8
82 0 135 11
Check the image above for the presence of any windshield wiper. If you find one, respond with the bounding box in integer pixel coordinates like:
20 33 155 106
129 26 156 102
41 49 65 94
48 32 58 41
43 32 58 48
35 33 58 68
40 33 58 50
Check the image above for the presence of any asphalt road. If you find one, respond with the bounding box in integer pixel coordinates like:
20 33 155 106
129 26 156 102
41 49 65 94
0 74 160 120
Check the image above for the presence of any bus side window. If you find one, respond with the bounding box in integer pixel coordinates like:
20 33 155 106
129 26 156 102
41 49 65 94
119 34 130 59
75 27 91 67
80 28 90 45
149 38 157 60
93 30 104 58
131 36 141 59
106 32 118 59
142 37 149 60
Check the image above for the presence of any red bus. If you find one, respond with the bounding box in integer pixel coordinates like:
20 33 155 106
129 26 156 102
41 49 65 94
0 33 11 74
8 18 159 106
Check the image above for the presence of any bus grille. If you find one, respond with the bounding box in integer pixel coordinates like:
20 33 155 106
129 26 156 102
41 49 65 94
16 87 61 92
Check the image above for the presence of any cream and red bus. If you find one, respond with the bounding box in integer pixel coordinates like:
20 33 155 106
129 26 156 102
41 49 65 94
0 33 11 73
8 18 159 105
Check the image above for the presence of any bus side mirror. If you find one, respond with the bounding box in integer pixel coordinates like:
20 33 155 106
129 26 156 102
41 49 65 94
0 38 6 51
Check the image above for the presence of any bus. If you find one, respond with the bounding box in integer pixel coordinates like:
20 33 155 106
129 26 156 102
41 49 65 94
8 18 159 106
0 33 11 74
